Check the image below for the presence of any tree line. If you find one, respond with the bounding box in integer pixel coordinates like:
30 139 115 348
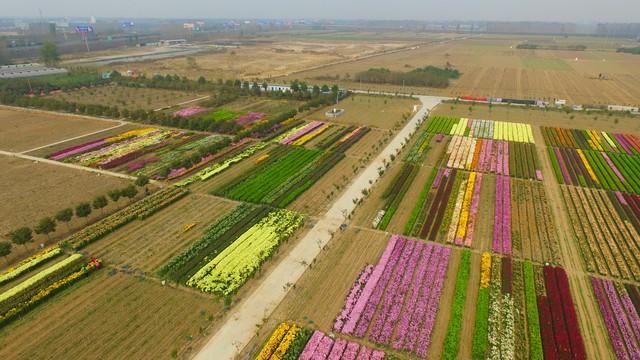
354 66 461 88
0 177 149 262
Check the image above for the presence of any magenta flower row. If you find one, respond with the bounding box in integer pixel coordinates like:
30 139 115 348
235 112 266 126
493 175 511 255
172 106 206 117
464 172 483 247
50 138 107 161
299 329 384 360
333 264 374 332
335 235 451 357
591 277 640 359
601 152 627 183
280 121 324 145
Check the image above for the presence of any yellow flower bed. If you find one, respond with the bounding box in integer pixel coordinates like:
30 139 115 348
576 149 599 183
270 324 300 359
480 252 492 289
256 322 290 360
0 246 62 285
106 127 157 142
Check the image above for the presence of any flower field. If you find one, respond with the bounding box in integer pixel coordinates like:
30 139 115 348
0 246 63 286
48 127 236 179
333 235 451 358
256 322 385 360
426 116 534 143
216 126 367 207
186 209 304 295
541 126 640 155
471 255 586 360
0 254 102 327
590 277 640 359
561 185 640 281
157 204 270 283
444 136 542 180
543 126 640 194
63 186 189 250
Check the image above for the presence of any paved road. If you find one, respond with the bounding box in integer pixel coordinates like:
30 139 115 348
193 95 448 360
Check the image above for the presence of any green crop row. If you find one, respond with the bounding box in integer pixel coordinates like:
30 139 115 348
442 250 472 359
404 166 439 235
524 262 543 360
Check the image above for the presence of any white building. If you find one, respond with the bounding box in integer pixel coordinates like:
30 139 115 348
266 85 291 92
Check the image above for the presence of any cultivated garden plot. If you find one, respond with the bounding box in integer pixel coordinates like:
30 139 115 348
214 126 369 208
543 126 640 194
255 322 386 360
369 113 560 262
590 277 640 360
561 185 640 281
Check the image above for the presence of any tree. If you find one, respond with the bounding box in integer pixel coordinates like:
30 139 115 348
39 42 60 66
108 189 122 202
75 202 92 223
121 185 138 202
10 227 33 250
197 76 206 84
55 208 73 229
262 82 268 91
321 85 330 93
92 195 108 214
34 217 56 240
135 175 149 187
0 242 11 263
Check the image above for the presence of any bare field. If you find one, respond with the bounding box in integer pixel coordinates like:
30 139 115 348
0 107 118 152
110 40 411 81
0 271 221 360
0 156 130 239
84 194 238 272
283 36 640 105
310 94 419 130
45 85 204 111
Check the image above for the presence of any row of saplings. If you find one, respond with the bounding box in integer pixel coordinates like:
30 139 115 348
0 176 150 261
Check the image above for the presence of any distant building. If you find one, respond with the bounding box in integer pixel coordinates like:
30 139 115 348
266 85 291 92
0 63 67 79
159 39 187 46
608 105 639 113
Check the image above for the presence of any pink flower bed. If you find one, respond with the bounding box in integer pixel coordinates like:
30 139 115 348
333 264 374 332
336 235 451 357
341 342 360 360
173 106 206 117
280 121 324 145
493 175 511 254
50 138 107 161
127 157 159 172
235 112 266 126
464 172 483 247
299 329 382 360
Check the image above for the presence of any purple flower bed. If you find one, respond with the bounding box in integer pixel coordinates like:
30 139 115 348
341 235 400 335
327 338 347 360
334 264 374 332
392 244 434 349
493 173 503 253
311 334 334 359
299 330 324 360
337 235 452 357
355 346 372 360
554 147 571 184
603 279 640 356
371 350 385 360
341 342 361 360
502 175 511 255
592 278 633 360
235 112 266 126
50 138 107 161
280 121 324 145
173 106 206 117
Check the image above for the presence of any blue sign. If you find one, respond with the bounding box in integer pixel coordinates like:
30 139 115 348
75 25 94 33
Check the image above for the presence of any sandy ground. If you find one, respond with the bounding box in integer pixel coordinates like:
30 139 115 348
283 36 640 106
192 95 443 360
0 107 119 152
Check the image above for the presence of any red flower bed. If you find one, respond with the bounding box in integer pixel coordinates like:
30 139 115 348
544 266 572 359
537 295 558 360
553 267 586 359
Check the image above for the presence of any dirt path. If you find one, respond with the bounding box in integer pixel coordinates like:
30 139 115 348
192 96 447 360
0 150 158 184
531 125 614 359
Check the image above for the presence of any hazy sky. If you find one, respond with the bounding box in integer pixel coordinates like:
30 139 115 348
4 0 640 23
